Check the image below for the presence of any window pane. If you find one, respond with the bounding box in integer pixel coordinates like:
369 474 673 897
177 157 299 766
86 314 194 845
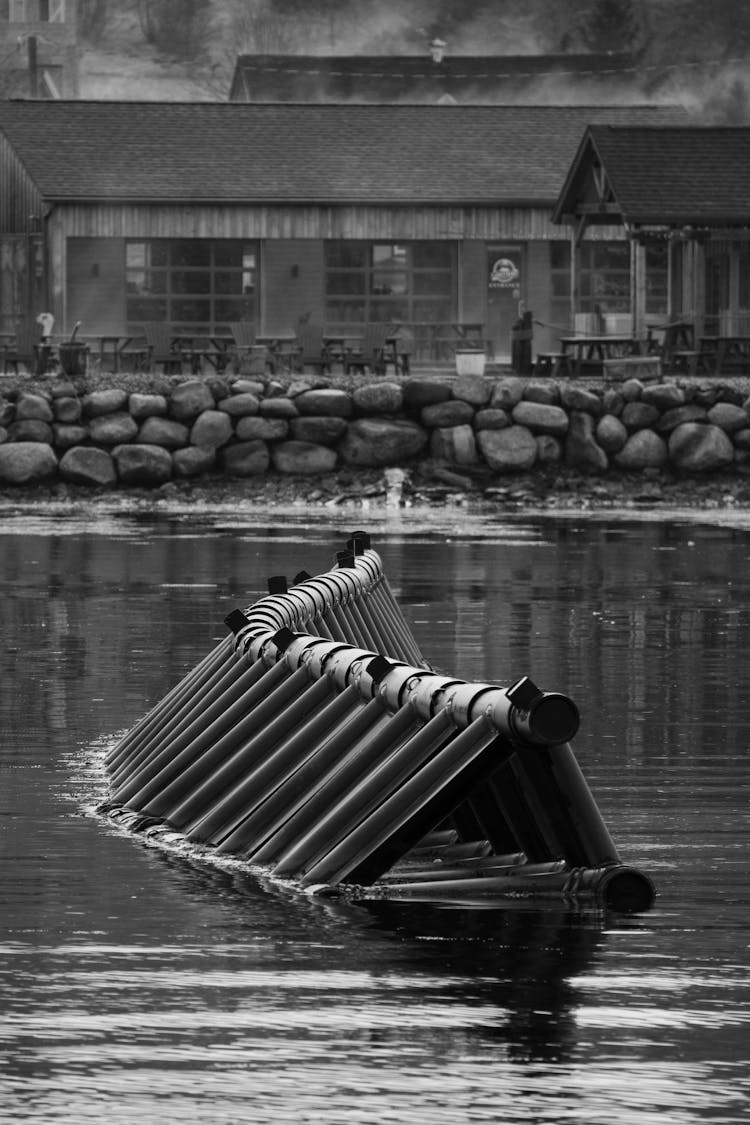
214 242 243 267
172 299 211 322
172 270 211 294
126 243 146 269
215 271 242 295
371 270 407 295
128 298 167 323
325 271 365 295
370 299 409 321
171 241 210 267
326 301 366 322
413 242 451 268
413 272 453 295
215 299 253 323
372 244 407 267
412 299 452 322
550 241 570 270
326 241 366 268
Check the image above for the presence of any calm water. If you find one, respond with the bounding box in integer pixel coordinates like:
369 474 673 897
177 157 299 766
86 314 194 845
1 503 749 1124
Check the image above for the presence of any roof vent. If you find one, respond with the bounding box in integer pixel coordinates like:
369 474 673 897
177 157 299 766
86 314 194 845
430 38 446 63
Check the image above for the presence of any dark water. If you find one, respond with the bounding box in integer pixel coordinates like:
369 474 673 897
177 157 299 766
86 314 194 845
1 504 749 1124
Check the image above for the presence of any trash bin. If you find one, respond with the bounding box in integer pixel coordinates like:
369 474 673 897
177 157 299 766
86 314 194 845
511 310 534 375
455 347 486 376
58 341 89 376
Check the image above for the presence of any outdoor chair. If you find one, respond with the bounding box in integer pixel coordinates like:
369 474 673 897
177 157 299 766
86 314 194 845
345 323 391 376
295 323 331 375
229 322 271 374
2 321 57 376
141 323 183 374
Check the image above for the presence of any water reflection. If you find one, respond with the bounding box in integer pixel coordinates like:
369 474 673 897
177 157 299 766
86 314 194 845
1 511 749 1124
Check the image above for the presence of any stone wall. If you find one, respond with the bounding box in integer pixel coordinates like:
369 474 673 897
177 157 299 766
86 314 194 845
1 369 749 486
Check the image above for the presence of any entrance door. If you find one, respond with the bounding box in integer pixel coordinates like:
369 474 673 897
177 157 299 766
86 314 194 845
486 245 524 359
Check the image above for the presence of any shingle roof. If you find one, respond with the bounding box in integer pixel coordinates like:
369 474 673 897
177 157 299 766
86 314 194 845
565 126 750 225
0 100 689 206
229 53 638 103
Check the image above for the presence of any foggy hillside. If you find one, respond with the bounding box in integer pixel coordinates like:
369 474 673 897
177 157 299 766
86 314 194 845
76 0 750 121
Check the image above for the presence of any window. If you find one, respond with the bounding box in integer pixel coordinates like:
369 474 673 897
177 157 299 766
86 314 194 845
8 0 27 20
125 240 257 332
578 242 630 313
39 0 65 20
645 241 668 316
325 240 456 357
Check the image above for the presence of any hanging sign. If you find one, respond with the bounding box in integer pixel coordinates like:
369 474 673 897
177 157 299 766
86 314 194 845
488 256 520 289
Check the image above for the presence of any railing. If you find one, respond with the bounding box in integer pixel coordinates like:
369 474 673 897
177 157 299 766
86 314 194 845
100 532 656 913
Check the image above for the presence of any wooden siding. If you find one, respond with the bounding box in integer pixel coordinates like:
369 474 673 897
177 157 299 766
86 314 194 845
49 202 626 243
0 135 44 234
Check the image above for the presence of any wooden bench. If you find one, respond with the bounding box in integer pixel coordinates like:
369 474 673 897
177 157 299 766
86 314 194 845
667 349 713 376
601 354 661 381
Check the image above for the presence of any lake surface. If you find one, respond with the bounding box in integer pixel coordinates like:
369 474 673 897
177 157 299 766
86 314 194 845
1 502 749 1124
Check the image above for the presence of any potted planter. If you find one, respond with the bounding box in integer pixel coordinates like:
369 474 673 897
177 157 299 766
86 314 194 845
455 347 486 376
58 322 89 376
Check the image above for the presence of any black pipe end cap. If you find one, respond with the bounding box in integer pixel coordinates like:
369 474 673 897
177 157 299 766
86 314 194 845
271 626 297 654
347 530 371 551
224 609 250 635
267 575 288 594
293 570 313 584
337 550 356 568
366 655 392 685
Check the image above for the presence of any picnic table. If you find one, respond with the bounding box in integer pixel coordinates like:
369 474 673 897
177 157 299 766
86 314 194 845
559 334 645 375
696 335 750 375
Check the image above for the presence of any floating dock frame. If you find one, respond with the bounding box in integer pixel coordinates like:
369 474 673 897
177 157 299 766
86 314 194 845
100 532 655 914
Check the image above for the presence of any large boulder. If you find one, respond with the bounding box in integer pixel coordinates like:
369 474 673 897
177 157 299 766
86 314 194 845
352 382 403 415
168 379 215 421
474 407 511 431
8 419 54 443
113 443 172 485
189 410 234 448
536 434 562 464
656 404 708 433
559 384 600 414
641 383 686 411
338 419 428 467
452 372 492 407
82 388 128 416
59 446 117 487
53 396 82 424
294 388 352 418
707 402 749 434
564 411 608 473
511 401 568 436
402 377 452 409
222 440 270 476
614 430 668 470
430 424 478 466
138 416 190 449
271 440 338 474
595 413 628 454
490 376 524 409
621 401 660 431
15 391 53 422
420 400 475 428
172 445 216 478
522 380 560 405
217 392 261 417
289 416 348 445
53 423 88 450
88 411 139 445
129 393 168 420
668 423 735 471
0 442 57 483
236 416 289 442
258 396 298 418
476 424 537 472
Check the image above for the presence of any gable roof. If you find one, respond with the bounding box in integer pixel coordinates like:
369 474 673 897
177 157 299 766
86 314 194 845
553 125 750 226
229 52 638 103
0 100 689 207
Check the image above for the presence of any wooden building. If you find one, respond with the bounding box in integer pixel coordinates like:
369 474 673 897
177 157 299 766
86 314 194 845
0 100 687 361
552 125 750 339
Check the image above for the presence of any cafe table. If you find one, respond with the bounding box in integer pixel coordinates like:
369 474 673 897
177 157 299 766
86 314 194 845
697 335 750 375
559 334 644 375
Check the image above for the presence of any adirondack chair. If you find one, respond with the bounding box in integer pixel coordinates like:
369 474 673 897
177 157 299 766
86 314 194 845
345 323 391 375
229 322 269 374
2 320 56 376
295 323 331 375
141 323 183 374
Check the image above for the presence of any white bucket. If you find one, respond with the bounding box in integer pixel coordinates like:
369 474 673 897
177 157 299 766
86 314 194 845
455 350 486 376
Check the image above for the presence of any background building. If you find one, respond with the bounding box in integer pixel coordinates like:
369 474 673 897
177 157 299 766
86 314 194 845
0 0 78 99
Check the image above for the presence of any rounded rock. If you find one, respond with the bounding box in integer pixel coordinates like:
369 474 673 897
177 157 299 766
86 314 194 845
476 424 537 472
138 416 190 449
190 410 234 448
271 440 338 474
0 442 57 483
59 446 117 487
113 443 173 485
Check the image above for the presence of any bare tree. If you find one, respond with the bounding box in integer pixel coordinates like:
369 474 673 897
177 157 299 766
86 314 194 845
77 0 108 44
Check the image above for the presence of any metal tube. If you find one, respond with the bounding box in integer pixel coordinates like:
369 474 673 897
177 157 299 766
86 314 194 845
115 658 291 809
268 703 422 876
273 708 456 880
299 717 499 886
142 664 313 822
239 697 391 863
109 656 267 791
105 636 233 765
187 683 361 847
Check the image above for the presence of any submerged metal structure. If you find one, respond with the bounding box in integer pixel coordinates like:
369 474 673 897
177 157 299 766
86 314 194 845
100 532 655 913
